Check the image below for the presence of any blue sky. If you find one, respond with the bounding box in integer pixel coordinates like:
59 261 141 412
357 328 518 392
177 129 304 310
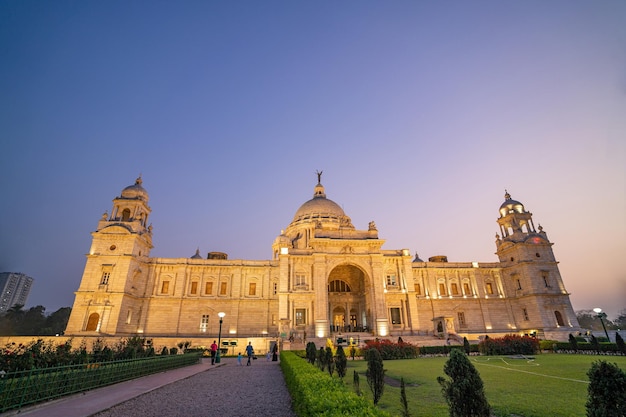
1 1 624 319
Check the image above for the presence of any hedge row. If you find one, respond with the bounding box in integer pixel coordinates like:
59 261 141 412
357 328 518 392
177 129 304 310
280 351 390 417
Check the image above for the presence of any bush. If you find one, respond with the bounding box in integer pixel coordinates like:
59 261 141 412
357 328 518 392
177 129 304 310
437 349 491 417
478 335 539 355
280 351 389 416
305 342 317 364
586 360 626 416
366 348 386 405
362 338 419 360
335 345 347 378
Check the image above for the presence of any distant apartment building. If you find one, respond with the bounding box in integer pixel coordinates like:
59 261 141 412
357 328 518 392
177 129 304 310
0 272 34 312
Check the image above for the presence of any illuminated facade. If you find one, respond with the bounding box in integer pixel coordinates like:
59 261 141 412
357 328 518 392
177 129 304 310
65 176 580 341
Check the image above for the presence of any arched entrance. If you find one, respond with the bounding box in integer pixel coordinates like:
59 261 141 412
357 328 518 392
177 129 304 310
327 264 369 333
85 312 100 331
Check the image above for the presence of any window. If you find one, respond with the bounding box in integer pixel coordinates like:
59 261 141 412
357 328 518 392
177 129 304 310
438 283 447 296
542 272 550 288
414 283 421 295
522 308 529 321
272 314 277 325
386 274 397 286
190 282 198 295
200 314 209 332
161 281 169 294
554 311 564 326
205 282 213 295
100 272 110 285
516 279 522 290
485 282 494 295
463 283 471 295
390 308 402 325
273 282 278 295
249 282 256 296
295 309 306 325
457 312 466 327
220 282 227 295
451 283 459 295
126 310 132 324
121 208 131 221
295 274 306 286
328 280 351 292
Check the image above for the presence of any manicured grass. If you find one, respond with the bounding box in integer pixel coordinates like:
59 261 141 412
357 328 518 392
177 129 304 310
343 354 626 417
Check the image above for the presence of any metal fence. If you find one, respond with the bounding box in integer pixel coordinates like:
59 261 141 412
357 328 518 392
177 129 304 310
0 353 201 412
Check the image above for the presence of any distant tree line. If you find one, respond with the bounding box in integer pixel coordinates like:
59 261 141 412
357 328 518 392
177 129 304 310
0 305 71 336
576 309 626 331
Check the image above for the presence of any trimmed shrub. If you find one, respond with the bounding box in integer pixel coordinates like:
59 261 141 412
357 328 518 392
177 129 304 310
437 349 491 417
280 351 389 416
586 360 626 417
362 338 419 360
366 348 386 405
335 345 347 378
305 342 317 364
478 334 538 355
616 333 625 356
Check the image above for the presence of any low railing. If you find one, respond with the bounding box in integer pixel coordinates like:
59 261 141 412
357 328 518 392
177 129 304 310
0 353 201 412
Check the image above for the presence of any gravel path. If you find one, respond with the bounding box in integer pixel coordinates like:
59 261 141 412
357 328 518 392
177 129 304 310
93 358 296 417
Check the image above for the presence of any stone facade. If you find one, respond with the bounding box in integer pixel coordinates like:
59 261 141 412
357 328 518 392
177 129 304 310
65 176 580 342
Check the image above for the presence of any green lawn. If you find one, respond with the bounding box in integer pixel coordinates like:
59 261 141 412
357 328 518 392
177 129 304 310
343 354 626 417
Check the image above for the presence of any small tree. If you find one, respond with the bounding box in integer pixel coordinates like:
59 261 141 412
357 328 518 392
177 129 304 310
325 346 335 377
437 349 491 417
335 345 347 378
400 377 411 417
569 333 579 352
586 360 626 417
366 348 386 405
317 346 326 371
349 345 356 360
353 370 362 396
590 335 601 354
463 337 471 355
305 342 317 364
615 333 625 356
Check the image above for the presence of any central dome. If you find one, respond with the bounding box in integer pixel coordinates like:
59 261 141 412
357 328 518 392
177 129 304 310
290 180 349 226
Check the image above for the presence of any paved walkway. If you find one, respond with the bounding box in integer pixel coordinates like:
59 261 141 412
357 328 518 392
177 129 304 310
6 358 295 417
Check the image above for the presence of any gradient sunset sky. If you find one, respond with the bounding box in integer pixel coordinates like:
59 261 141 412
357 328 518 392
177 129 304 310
1 1 624 319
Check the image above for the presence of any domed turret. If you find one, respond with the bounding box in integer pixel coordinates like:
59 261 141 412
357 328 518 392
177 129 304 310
499 191 524 218
121 176 149 202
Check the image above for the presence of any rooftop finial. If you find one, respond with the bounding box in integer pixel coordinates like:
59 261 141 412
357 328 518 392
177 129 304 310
316 170 323 184
504 189 510 200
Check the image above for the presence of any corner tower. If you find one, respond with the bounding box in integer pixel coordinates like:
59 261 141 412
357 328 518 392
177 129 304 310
65 177 153 335
495 191 579 338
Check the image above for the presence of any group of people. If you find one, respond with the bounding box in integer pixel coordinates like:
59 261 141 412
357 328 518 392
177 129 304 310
210 340 279 366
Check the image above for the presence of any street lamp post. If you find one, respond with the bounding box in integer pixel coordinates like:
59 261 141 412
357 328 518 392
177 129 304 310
216 312 225 363
593 308 610 341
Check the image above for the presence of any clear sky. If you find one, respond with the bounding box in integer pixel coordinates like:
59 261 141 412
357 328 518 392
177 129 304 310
1 1 624 320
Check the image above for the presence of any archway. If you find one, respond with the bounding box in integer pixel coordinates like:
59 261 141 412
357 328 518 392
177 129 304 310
86 313 100 331
327 264 369 333
554 310 565 326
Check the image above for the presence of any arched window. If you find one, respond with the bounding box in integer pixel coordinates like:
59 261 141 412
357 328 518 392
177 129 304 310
554 311 565 326
121 208 131 221
86 313 100 331
328 280 351 292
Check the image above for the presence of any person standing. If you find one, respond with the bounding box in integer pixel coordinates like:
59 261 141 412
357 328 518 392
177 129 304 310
245 342 254 366
272 342 278 362
210 340 218 365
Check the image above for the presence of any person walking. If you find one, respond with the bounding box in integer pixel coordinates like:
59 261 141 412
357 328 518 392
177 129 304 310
245 342 254 366
210 340 218 365
237 352 243 366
